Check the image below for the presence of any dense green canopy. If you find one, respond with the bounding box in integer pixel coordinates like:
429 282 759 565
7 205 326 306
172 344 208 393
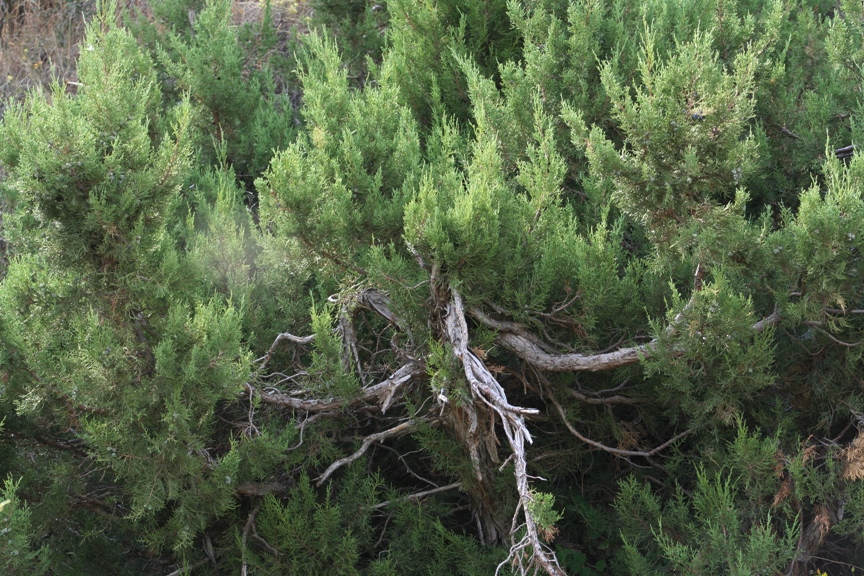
2 0 864 574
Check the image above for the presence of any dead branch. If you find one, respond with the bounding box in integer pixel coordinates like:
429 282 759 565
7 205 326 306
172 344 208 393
808 324 862 347
255 332 315 371
240 503 261 576
447 289 564 576
824 308 864 315
251 361 423 413
357 288 405 330
498 332 653 371
316 420 416 487
469 306 562 354
337 303 366 385
567 387 640 405
235 482 290 496
372 481 463 509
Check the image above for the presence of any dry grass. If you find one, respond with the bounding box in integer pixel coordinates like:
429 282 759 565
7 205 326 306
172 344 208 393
0 0 311 115
0 0 96 112
232 0 312 31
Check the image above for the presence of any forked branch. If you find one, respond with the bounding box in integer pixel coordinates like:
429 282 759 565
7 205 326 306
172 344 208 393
548 392 693 458
252 362 423 413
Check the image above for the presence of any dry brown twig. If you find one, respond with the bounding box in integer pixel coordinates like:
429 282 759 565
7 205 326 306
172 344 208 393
548 392 693 458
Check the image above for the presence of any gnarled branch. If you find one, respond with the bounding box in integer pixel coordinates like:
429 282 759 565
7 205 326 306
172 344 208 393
447 289 564 576
475 307 781 373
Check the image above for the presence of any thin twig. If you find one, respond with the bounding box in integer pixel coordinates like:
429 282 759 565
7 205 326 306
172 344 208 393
251 361 422 413
316 421 416 487
372 482 463 509
240 503 262 576
549 393 692 457
809 324 862 347
567 388 640 405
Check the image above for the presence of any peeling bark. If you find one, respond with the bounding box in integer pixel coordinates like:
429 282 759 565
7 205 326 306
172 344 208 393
444 288 565 576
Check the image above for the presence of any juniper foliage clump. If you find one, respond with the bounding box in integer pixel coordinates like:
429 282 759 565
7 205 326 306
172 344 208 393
2 0 864 575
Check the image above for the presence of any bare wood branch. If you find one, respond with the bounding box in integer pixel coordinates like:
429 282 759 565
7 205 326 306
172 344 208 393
752 309 782 333
235 482 290 496
567 388 640 405
808 324 862 347
357 288 404 329
780 125 802 140
255 332 315 370
372 482 463 510
316 421 415 487
251 361 422 413
240 503 261 576
492 308 781 373
468 307 561 354
824 308 864 315
498 332 653 372
447 289 564 576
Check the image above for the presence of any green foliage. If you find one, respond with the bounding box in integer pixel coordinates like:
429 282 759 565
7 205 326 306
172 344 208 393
587 27 759 247
251 472 377 575
646 273 776 426
155 0 297 179
4 0 864 574
615 425 799 576
381 0 521 126
0 476 48 575
372 499 505 575
0 13 190 274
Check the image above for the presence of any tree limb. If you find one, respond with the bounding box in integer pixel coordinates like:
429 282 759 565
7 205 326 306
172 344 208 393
255 332 314 371
567 387 641 405
485 308 781 373
372 482 463 510
252 361 423 413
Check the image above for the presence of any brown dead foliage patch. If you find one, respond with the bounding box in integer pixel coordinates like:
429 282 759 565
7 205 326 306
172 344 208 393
0 1 311 115
772 476 792 508
843 428 864 481
232 0 312 33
